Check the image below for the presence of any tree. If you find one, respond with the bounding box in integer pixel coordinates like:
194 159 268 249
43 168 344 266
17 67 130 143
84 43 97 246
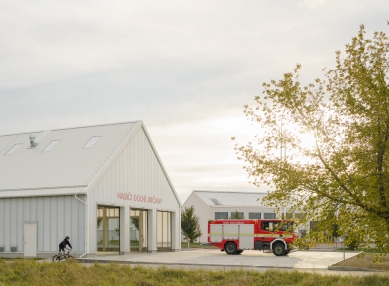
131 217 139 230
233 211 242 219
234 23 389 251
181 206 202 242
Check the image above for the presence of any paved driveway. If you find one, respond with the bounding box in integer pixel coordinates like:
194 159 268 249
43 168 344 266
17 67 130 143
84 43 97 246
80 249 358 270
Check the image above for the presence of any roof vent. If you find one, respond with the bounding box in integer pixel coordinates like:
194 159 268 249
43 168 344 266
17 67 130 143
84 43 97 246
29 135 37 147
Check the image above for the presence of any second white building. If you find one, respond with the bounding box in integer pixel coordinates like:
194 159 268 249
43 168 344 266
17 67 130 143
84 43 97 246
183 190 285 243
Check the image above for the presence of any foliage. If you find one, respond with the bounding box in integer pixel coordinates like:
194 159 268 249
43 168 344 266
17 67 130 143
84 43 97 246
233 211 243 219
234 23 389 251
131 217 140 230
181 206 202 242
97 217 102 229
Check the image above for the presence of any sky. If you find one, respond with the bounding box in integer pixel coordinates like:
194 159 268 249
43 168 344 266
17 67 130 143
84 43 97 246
0 0 388 203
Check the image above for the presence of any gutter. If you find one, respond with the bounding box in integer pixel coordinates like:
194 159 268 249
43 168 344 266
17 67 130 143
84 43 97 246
75 194 88 259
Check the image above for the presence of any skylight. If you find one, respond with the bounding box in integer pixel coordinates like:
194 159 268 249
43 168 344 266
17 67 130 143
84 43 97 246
83 136 101 149
4 143 23 155
42 140 60 152
209 198 222 205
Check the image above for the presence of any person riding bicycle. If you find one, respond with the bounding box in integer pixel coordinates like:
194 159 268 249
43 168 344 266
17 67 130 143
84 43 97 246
58 236 72 256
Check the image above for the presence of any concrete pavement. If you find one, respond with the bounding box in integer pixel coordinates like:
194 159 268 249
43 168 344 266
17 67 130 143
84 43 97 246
79 249 359 270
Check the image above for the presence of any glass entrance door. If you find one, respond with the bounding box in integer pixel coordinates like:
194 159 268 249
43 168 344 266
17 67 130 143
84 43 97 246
97 206 120 253
130 209 148 252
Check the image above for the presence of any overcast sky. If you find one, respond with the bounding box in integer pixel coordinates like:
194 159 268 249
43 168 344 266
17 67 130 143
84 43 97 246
0 0 388 203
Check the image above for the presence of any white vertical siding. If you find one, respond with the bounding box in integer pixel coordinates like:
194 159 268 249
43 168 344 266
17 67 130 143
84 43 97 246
0 199 4 248
88 127 181 253
0 195 85 254
17 198 23 249
10 199 16 247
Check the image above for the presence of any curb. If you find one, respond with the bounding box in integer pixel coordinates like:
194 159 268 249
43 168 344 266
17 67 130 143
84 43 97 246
77 259 295 269
328 266 387 272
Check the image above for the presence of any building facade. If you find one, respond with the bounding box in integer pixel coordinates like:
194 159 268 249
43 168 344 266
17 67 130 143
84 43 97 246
0 121 181 257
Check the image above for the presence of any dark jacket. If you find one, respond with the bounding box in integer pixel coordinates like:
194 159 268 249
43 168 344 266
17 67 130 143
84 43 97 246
59 239 72 249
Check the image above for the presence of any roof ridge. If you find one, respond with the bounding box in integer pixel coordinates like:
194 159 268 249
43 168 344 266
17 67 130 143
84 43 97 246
0 120 140 137
194 190 267 194
0 185 88 192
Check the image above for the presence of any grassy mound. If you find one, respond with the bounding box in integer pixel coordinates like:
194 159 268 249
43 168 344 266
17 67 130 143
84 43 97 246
333 253 389 270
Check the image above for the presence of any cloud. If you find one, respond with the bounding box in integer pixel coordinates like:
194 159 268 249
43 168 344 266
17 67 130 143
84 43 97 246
300 0 328 9
0 0 388 202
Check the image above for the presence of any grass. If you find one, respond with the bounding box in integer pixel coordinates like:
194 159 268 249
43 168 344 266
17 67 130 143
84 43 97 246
1 260 389 286
180 242 217 249
333 253 389 270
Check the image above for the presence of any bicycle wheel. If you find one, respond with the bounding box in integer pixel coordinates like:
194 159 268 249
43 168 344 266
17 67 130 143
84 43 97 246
52 255 61 262
66 255 75 261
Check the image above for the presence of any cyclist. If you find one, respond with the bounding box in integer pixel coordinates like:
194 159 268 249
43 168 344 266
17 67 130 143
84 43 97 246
58 236 72 257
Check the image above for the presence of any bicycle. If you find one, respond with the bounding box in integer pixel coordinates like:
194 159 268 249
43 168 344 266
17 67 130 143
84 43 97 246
52 248 74 262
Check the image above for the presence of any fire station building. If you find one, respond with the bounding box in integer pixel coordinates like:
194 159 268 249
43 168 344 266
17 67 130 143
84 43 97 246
183 190 306 243
0 121 181 257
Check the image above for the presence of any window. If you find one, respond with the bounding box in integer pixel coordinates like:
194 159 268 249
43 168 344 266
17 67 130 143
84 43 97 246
261 221 274 231
215 212 228 220
42 140 60 152
286 213 305 220
4 143 23 155
249 212 261 219
264 213 276 219
230 212 244 219
310 221 318 231
83 136 101 149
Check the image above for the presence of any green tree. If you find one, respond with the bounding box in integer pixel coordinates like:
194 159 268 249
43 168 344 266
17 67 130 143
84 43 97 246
233 211 242 219
234 23 389 250
131 217 139 230
181 206 202 242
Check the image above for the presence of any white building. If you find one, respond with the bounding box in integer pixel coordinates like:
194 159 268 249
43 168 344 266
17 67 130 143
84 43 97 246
0 121 181 257
183 190 286 243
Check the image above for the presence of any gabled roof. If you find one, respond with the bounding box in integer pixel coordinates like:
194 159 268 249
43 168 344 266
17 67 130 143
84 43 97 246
192 190 269 207
0 121 139 197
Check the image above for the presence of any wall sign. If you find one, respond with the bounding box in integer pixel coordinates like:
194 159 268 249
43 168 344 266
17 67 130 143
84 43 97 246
117 192 162 204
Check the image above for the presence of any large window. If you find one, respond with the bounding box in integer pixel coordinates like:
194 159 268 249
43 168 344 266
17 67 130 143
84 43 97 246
264 213 276 219
215 212 228 219
157 211 171 249
230 212 244 219
249 212 261 219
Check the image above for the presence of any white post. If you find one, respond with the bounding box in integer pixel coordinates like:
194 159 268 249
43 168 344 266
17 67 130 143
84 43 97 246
147 209 157 253
119 206 130 255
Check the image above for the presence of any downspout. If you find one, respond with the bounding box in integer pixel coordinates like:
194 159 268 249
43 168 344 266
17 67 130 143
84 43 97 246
75 194 88 259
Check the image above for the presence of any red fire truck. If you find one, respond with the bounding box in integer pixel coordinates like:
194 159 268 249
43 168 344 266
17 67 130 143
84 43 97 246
208 219 296 256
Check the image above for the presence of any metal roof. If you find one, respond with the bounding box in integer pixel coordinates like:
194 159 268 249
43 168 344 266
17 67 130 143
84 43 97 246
0 187 86 198
0 121 139 197
193 190 269 207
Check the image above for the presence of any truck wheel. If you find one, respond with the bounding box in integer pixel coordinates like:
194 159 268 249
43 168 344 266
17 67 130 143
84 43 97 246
272 243 286 256
236 250 244 254
225 242 237 255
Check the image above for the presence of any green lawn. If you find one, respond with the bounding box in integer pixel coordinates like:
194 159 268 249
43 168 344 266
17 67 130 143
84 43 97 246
181 242 217 249
1 260 389 285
